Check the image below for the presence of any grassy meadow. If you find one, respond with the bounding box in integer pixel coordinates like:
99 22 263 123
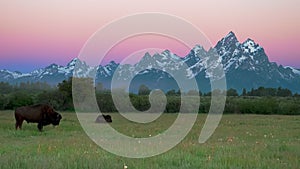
0 111 299 169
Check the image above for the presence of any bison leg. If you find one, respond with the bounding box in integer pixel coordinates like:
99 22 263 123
15 121 23 130
15 115 24 130
37 123 43 131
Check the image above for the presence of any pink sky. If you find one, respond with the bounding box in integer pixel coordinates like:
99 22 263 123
0 0 299 72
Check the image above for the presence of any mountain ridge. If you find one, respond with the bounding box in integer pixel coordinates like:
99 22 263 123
1 32 299 93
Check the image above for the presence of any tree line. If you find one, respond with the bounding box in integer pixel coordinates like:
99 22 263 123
0 79 299 115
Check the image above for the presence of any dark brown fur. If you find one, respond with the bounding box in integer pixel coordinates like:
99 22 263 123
15 104 62 131
95 114 112 123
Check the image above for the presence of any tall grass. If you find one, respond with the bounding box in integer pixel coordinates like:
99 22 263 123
0 111 299 169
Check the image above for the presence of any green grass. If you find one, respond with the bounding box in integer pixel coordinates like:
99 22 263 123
0 111 299 169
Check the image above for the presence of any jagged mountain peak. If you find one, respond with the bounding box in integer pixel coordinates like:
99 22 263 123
144 52 151 57
161 49 181 60
242 38 256 47
215 31 240 60
106 60 118 66
214 32 271 72
66 58 91 68
192 45 205 53
140 52 152 61
0 32 299 92
46 63 59 69
139 50 181 64
0 69 31 79
225 31 237 39
241 38 262 54
244 38 255 43
183 45 207 66
220 31 239 45
67 58 79 67
162 49 171 54
104 61 119 73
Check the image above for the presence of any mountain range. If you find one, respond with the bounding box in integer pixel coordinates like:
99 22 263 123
1 31 300 93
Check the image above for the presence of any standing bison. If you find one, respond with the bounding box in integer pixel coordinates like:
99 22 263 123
15 104 62 131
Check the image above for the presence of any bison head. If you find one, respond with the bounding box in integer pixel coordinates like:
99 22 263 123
51 112 62 126
103 115 112 123
96 114 112 123
43 106 62 126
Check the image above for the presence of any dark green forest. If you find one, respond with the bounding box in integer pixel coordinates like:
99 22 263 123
0 79 299 115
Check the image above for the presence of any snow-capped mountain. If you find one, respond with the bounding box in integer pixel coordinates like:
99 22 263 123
1 32 299 93
0 58 97 85
214 31 300 92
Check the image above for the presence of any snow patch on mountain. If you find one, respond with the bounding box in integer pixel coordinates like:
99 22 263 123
286 66 300 75
161 50 181 61
1 31 299 93
242 39 262 54
0 70 31 79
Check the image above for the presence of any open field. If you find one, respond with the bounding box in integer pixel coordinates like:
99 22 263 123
0 111 299 169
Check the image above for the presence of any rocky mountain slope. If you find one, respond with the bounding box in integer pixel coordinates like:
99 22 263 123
1 32 299 93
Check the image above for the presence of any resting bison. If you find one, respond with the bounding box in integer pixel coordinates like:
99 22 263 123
95 114 112 123
15 104 62 131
